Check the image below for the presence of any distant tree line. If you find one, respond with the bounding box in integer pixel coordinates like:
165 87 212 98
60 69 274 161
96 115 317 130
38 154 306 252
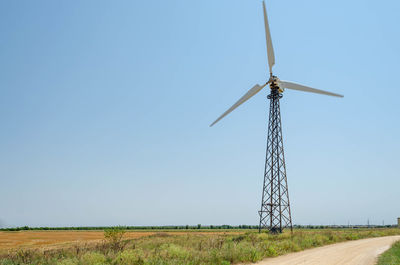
0 224 396 231
0 225 258 231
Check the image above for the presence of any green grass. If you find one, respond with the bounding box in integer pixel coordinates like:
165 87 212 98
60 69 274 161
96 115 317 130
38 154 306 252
1 228 399 265
377 240 400 265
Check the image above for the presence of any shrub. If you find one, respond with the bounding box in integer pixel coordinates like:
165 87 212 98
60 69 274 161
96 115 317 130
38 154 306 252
104 227 126 252
263 244 278 257
276 240 300 253
344 232 359 241
234 241 262 262
311 234 325 246
297 236 314 249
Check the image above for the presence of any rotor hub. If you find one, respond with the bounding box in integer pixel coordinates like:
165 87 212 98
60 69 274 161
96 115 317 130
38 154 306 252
269 75 284 95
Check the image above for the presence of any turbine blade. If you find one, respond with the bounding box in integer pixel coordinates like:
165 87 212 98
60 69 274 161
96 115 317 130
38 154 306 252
263 0 275 74
210 83 268 127
280 81 343 98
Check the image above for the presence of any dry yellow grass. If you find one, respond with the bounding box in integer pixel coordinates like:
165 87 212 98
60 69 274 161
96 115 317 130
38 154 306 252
0 230 242 251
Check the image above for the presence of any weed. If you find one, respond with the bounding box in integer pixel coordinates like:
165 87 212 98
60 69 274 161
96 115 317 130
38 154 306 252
113 249 144 265
81 252 106 265
56 258 79 265
376 240 400 265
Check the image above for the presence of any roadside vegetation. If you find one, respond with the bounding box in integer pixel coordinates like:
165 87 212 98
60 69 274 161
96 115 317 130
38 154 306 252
0 228 399 265
377 240 400 265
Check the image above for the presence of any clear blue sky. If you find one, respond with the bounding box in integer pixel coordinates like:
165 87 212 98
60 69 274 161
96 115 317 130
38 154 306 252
1 0 399 228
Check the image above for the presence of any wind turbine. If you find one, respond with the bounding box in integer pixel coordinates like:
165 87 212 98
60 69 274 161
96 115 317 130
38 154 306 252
210 1 343 233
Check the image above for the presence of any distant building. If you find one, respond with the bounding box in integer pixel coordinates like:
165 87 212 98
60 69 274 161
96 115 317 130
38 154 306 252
398 217 400 227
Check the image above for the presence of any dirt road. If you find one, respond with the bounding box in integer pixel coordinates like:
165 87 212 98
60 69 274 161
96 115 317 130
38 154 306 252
256 235 400 265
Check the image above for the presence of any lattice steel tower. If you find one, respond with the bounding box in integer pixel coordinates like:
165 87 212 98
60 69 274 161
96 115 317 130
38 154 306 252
258 83 292 233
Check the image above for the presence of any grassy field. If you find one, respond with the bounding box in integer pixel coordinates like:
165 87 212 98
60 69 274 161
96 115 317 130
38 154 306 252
0 228 399 265
377 240 400 265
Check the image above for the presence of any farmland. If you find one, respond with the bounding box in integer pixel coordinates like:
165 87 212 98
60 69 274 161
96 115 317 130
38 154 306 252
0 230 242 251
0 228 400 265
